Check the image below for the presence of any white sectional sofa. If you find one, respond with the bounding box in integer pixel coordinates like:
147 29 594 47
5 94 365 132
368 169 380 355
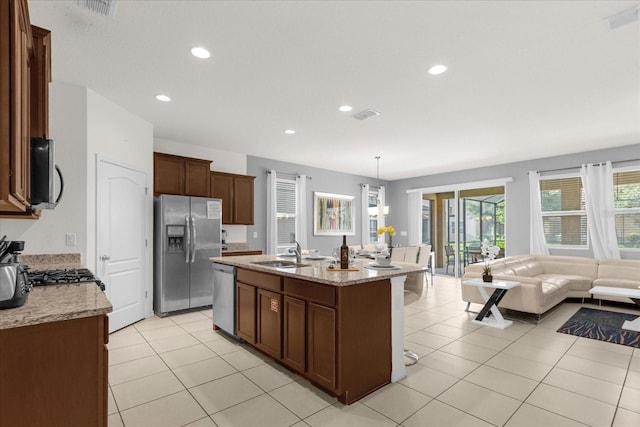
462 255 640 316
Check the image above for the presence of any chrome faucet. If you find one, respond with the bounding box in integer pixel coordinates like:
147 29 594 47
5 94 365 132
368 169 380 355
289 240 302 264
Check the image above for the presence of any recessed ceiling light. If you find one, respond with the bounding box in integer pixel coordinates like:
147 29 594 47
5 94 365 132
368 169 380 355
428 64 447 75
339 105 353 112
155 94 171 102
191 47 210 59
284 129 296 135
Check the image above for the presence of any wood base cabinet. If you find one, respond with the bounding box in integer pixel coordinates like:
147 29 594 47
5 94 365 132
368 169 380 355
256 288 282 359
0 315 109 426
236 281 256 343
235 268 391 404
282 296 306 373
307 302 336 391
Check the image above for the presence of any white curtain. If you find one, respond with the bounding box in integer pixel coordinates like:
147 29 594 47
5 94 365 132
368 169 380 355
581 162 620 259
407 192 422 245
295 175 308 249
361 184 370 245
378 186 386 229
528 171 549 255
266 169 277 254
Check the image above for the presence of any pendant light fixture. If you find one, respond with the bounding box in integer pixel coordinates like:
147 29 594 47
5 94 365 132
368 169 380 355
368 156 389 217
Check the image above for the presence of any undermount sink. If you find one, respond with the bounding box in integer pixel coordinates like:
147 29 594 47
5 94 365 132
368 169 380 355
252 260 310 268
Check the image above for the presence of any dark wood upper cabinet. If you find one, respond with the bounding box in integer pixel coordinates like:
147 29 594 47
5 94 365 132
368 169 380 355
1 0 50 218
30 25 51 139
184 158 211 197
210 171 255 225
153 152 211 197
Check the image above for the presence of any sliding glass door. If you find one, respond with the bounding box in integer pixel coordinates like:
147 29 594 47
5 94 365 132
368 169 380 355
420 185 506 277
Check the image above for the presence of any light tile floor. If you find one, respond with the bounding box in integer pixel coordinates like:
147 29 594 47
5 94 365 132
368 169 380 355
108 275 640 427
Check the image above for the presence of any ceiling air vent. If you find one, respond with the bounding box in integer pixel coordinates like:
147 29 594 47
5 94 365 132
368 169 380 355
352 109 380 121
605 5 639 30
78 0 118 18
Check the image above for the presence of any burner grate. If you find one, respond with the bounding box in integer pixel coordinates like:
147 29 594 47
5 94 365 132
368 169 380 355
27 268 105 291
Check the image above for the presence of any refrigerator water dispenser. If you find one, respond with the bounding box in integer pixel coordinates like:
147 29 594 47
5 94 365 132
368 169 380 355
166 225 185 253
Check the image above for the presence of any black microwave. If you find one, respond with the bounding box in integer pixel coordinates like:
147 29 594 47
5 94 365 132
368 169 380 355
30 137 64 210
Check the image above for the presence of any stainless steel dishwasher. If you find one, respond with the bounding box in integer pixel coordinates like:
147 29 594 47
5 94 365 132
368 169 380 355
212 262 237 338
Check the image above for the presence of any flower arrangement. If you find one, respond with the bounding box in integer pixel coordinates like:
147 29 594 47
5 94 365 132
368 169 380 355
481 239 500 276
377 226 395 248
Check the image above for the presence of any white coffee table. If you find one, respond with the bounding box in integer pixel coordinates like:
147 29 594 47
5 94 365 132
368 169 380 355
463 278 521 329
589 286 640 332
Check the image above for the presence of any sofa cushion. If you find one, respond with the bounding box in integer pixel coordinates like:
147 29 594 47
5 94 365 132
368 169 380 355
511 262 543 277
541 280 567 306
537 274 593 291
540 256 599 278
598 260 640 281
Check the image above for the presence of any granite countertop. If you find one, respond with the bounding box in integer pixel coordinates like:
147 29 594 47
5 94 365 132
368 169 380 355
210 254 426 287
0 253 112 330
0 283 112 330
222 243 262 254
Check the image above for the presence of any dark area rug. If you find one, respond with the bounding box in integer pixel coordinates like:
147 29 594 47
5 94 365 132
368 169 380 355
557 307 640 348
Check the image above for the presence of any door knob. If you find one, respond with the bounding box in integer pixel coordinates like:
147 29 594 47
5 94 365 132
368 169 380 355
100 255 111 261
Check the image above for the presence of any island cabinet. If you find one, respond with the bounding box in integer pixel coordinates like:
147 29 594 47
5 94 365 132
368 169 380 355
0 314 109 426
283 278 337 391
235 267 391 404
153 152 211 197
210 171 255 225
236 268 282 358
236 281 256 343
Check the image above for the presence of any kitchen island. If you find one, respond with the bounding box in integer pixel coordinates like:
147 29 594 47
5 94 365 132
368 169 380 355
210 254 427 404
0 280 112 426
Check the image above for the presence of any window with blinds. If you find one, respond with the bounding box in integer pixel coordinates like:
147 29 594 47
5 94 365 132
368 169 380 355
614 170 640 249
540 176 587 247
276 179 297 250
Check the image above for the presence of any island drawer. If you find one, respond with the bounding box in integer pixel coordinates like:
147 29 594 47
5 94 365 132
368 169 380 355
237 268 282 292
284 278 336 307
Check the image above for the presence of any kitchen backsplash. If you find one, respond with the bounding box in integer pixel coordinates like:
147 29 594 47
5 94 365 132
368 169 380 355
21 253 82 270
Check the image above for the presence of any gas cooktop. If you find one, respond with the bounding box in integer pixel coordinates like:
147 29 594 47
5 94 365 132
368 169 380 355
26 268 105 291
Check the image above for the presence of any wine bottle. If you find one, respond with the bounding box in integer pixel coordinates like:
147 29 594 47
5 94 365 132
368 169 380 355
340 235 349 269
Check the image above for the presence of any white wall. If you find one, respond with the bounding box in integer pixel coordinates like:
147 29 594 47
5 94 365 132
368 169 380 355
0 82 155 316
154 138 246 174
86 89 154 271
0 82 88 259
154 137 249 243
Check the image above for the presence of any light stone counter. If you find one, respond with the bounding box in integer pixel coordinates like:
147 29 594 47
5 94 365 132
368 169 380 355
210 254 426 286
0 253 112 330
0 283 112 330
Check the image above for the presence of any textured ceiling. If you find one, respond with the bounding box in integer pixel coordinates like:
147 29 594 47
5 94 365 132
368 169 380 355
28 0 640 180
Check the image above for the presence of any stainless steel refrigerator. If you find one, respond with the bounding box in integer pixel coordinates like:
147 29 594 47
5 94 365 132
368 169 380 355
154 195 222 316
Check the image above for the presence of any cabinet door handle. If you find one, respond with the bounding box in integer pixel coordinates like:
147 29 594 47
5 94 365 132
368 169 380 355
100 255 110 261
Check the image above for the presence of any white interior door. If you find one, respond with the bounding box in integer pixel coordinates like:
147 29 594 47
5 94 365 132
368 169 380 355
97 159 148 333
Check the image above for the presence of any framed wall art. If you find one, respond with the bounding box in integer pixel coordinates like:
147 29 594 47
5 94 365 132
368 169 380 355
313 192 355 236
